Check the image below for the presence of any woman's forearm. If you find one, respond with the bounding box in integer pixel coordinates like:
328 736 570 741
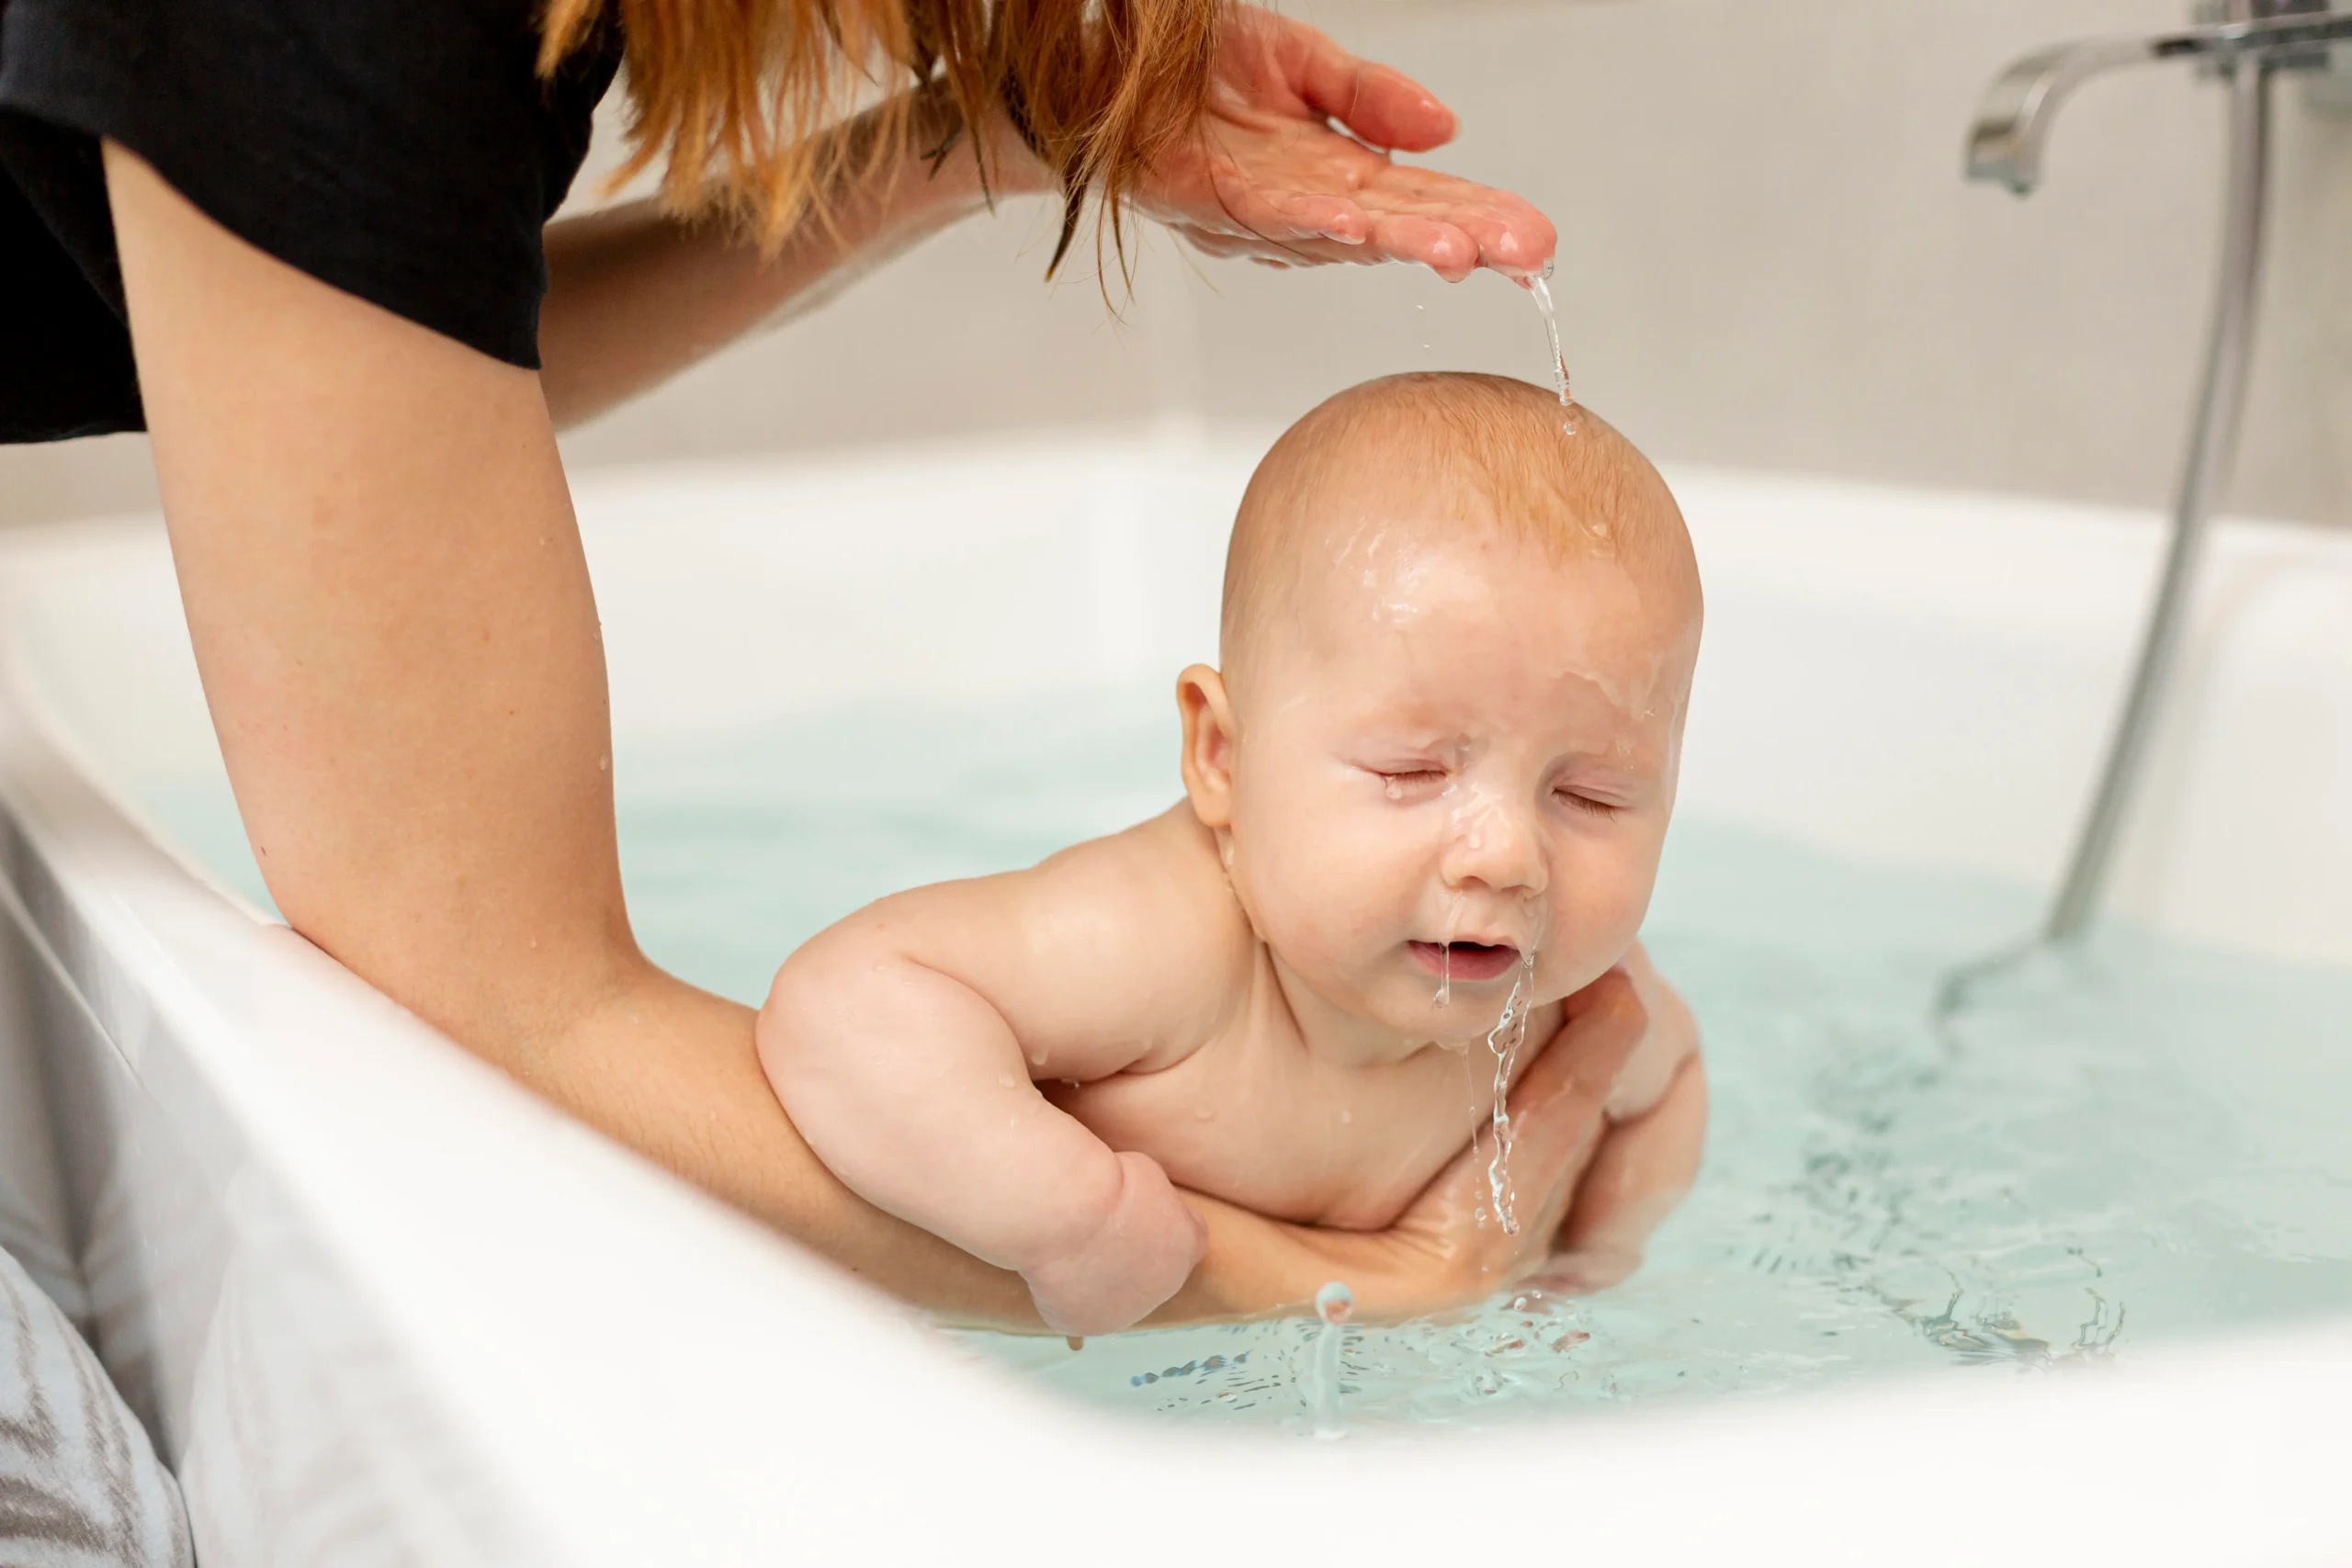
546 964 1048 1324
539 92 1053 428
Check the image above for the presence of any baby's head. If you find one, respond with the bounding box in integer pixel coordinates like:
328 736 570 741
1178 373 1702 1050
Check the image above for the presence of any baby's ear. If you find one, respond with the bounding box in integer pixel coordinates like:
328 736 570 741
1176 665 1238 828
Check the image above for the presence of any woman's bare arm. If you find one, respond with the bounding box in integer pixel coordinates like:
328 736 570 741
107 140 1041 1321
537 93 1051 428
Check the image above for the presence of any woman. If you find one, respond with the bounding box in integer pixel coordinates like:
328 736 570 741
0 0 1671 1328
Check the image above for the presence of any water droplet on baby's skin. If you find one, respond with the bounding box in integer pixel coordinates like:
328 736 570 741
997 1074 1017 1089
1340 1108 1352 1125
1384 777 1405 801
1436 896 1464 1010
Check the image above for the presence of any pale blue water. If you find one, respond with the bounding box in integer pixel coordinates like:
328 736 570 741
142 686 2352 1433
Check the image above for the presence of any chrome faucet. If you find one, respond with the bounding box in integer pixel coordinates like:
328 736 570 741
1961 1 2352 950
1966 4 2352 197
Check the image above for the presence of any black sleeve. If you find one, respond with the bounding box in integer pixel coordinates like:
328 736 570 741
0 0 619 441
0 110 139 439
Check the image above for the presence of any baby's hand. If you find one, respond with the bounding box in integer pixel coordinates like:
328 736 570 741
1022 1151 1207 1337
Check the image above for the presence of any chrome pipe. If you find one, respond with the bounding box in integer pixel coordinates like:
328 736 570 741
2041 58 2275 943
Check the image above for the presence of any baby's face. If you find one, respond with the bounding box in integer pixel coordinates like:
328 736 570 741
1201 522 1695 1051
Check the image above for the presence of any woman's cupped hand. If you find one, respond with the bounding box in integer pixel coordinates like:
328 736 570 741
1161 966 1653 1325
1131 7 1556 283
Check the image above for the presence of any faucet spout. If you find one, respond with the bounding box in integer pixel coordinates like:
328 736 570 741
1966 9 2352 195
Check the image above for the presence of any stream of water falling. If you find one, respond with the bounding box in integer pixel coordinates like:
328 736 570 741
1309 1281 1354 1438
1480 952 1536 1235
1527 275 1576 434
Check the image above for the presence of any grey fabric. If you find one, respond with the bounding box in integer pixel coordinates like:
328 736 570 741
0 1244 192 1567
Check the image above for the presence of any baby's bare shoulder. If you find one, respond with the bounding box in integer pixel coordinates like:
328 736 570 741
1023 805 1254 987
851 804 1250 1076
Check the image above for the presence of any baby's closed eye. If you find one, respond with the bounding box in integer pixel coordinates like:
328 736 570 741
1552 785 1624 817
1370 765 1449 797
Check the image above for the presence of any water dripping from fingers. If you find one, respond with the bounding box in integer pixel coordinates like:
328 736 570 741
1526 269 1577 436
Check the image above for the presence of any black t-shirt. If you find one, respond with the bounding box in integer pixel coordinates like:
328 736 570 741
0 0 623 443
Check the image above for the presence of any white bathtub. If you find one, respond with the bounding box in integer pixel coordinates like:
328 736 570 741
2 430 2348 1566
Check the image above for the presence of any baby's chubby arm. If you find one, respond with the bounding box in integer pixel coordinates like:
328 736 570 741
756 808 1237 1335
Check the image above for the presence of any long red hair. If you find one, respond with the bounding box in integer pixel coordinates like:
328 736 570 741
539 0 1222 274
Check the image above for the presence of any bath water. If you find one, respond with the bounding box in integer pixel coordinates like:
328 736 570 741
139 686 2352 1434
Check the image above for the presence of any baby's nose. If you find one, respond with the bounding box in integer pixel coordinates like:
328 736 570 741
1440 794 1547 897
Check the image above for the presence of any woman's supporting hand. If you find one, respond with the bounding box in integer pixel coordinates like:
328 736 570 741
1132 7 1556 283
1545 947 1708 1292
1159 967 1647 1325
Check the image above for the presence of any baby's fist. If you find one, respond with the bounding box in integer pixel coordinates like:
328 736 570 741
1023 1151 1206 1337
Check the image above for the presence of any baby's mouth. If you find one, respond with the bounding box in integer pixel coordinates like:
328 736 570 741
1408 940 1523 983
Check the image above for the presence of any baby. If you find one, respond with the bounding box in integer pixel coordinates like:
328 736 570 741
759 373 1708 1335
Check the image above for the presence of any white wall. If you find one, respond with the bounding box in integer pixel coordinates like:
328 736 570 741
6 0 2347 526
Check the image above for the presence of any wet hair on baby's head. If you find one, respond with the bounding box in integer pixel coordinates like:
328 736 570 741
1220 373 1700 667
